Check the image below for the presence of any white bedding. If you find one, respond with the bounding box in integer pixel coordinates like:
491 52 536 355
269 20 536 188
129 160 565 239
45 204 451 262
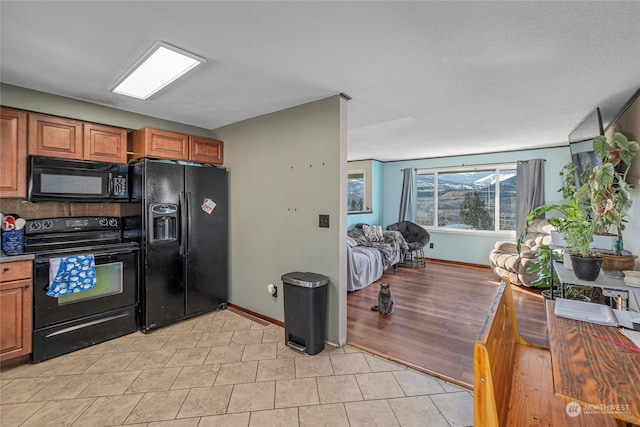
347 245 384 291
346 229 408 292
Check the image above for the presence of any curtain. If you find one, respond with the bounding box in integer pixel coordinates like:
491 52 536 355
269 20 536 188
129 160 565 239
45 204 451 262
516 159 545 235
398 168 417 222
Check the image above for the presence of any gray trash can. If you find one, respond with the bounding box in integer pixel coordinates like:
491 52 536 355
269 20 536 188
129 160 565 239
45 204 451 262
281 271 329 355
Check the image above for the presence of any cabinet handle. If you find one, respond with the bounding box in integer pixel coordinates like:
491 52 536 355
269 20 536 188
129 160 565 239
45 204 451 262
24 284 30 289
3 267 9 272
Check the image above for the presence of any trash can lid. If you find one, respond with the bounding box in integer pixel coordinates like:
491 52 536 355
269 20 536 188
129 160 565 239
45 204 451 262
281 271 329 288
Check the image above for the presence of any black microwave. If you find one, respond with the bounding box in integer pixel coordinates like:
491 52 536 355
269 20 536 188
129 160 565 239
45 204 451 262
28 156 129 202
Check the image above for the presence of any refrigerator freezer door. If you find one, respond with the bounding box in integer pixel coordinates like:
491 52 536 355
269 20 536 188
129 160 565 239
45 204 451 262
185 165 228 315
142 160 185 329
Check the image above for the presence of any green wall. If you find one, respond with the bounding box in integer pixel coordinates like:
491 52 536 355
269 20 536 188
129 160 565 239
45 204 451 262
212 96 348 346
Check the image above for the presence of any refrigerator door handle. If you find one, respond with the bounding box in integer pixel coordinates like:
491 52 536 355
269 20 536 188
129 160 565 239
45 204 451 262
179 191 188 256
186 191 192 254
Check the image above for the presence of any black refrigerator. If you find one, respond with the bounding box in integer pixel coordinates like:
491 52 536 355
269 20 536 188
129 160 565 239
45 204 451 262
130 158 228 331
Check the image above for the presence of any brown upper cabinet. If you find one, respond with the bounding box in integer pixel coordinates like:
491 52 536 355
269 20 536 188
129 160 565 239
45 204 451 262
84 123 127 163
131 127 223 165
131 128 189 161
27 112 127 163
190 135 224 165
28 113 83 160
0 107 28 198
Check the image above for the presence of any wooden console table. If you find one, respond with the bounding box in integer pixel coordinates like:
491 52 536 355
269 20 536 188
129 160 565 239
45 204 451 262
546 300 640 424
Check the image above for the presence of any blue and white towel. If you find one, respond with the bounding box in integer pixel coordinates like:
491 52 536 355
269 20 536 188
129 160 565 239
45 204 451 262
48 254 97 297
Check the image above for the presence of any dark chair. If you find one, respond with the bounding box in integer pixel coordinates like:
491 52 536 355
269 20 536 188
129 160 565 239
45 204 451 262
386 221 430 267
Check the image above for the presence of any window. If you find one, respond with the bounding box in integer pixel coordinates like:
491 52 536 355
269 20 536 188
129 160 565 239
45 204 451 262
416 164 517 232
347 170 365 212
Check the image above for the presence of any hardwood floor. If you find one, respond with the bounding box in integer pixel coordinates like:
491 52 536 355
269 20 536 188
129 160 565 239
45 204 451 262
346 259 548 390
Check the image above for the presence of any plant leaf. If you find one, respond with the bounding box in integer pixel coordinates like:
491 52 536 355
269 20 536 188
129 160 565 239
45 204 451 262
593 135 609 159
617 135 640 166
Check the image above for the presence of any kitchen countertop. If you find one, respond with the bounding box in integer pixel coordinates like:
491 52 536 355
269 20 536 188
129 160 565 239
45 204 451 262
0 253 35 263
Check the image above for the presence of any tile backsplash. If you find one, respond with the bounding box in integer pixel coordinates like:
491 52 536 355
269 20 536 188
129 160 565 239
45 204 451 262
0 199 138 220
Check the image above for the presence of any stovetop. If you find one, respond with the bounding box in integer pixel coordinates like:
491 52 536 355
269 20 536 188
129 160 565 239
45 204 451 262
25 217 121 235
23 216 137 256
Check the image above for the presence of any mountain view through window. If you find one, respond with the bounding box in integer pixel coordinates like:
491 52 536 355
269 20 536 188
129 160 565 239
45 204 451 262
416 168 517 231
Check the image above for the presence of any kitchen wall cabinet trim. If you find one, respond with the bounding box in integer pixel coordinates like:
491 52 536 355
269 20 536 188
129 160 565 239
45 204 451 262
0 260 33 363
0 107 27 198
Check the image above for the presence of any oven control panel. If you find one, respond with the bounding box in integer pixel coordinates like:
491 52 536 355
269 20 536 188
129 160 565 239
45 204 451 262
26 217 121 235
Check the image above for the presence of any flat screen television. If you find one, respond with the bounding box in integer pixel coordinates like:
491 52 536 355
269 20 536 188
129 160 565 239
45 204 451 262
568 108 604 187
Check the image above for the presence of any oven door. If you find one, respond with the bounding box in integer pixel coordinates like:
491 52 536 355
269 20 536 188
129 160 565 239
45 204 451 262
33 244 139 329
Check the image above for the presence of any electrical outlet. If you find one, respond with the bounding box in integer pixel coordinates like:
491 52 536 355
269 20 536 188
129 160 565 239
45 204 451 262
429 243 434 249
319 214 330 228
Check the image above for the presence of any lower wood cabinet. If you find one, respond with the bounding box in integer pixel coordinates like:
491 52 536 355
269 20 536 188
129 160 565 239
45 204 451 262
0 260 33 363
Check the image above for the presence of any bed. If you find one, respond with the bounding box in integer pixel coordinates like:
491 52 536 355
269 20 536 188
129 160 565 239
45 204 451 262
346 227 408 291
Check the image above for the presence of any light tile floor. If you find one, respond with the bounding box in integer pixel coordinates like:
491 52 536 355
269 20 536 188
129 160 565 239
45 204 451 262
0 309 473 426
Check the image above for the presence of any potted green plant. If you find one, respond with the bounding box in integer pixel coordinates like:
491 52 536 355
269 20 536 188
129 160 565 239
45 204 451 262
525 164 601 280
525 132 639 281
585 132 639 277
527 244 591 301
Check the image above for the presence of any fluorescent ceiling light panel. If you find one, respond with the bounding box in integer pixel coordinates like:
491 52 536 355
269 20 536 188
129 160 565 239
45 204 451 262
111 41 205 100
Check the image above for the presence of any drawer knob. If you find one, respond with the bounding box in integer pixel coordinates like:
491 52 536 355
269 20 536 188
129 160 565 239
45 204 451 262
24 284 30 289
3 267 8 272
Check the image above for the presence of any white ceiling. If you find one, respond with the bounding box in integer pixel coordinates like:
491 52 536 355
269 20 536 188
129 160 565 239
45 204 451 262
1 1 639 162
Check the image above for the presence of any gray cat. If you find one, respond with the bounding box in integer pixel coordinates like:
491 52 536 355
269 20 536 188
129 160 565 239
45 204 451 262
370 283 394 315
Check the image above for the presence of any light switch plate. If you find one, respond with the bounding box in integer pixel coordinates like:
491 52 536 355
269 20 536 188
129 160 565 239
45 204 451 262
319 214 330 228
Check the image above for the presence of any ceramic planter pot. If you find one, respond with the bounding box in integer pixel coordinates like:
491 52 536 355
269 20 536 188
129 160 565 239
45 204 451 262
570 255 603 281
601 255 637 279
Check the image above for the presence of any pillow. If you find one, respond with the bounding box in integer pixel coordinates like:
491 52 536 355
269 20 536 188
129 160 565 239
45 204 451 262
363 224 383 242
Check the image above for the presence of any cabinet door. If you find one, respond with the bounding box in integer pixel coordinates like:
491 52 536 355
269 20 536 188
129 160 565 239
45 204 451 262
84 123 128 163
0 107 27 198
28 113 83 159
0 278 33 362
190 136 224 165
131 128 188 161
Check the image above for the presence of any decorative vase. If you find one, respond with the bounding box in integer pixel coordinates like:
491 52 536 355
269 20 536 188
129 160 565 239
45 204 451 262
570 255 603 281
601 255 637 279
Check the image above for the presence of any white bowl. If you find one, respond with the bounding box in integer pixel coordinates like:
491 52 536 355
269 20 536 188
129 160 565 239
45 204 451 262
623 270 640 287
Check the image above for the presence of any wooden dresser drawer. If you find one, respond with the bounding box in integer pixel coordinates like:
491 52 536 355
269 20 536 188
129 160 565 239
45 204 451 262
1 260 33 282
